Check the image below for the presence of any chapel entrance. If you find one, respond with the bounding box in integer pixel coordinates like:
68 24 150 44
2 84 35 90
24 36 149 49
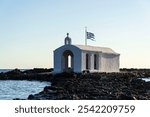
62 50 74 72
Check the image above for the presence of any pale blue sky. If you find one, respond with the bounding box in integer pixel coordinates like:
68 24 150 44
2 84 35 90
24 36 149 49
0 0 150 69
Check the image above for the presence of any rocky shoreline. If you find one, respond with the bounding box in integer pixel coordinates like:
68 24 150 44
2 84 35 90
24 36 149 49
28 69 150 100
0 68 150 100
0 68 53 81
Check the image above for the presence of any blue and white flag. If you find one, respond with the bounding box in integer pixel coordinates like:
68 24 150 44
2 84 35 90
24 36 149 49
86 32 95 40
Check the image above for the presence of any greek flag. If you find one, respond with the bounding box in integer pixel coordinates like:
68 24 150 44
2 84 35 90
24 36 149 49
87 32 95 40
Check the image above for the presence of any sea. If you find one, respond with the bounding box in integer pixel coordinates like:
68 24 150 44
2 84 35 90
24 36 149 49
0 69 50 100
0 69 27 73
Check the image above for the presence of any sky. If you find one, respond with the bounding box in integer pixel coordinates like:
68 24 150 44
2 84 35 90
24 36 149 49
0 0 150 69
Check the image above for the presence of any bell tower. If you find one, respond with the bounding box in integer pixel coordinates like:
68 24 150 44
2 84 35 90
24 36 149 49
64 33 72 45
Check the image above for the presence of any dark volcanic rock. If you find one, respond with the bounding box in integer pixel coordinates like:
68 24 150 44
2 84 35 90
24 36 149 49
28 94 35 100
27 71 150 100
23 68 53 74
0 68 53 81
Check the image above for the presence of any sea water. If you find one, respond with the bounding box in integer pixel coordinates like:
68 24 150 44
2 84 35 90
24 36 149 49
141 78 150 82
0 69 27 73
0 80 50 100
0 69 13 73
0 69 50 100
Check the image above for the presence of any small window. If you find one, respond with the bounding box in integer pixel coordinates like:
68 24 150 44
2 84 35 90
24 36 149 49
94 54 98 69
86 54 89 69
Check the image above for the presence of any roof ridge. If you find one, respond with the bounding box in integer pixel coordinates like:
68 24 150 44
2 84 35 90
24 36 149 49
74 44 118 54
75 44 111 49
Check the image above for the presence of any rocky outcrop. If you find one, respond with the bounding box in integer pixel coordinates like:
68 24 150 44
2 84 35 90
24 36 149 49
28 72 150 100
0 68 53 81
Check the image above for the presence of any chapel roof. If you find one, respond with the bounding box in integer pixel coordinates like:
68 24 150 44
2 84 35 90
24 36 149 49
74 45 119 54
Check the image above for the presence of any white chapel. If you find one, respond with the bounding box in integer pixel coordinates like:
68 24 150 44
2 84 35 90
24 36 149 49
54 33 120 73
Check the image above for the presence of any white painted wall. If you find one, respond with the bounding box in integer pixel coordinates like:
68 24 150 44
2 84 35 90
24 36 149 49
54 45 120 73
54 45 82 73
101 53 120 72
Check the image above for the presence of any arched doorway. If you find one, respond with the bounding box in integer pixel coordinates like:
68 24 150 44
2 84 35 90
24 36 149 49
62 50 74 72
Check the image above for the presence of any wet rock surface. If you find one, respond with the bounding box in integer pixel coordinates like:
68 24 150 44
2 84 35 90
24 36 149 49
27 71 150 100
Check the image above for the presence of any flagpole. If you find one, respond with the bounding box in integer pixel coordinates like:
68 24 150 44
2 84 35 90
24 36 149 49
85 27 87 45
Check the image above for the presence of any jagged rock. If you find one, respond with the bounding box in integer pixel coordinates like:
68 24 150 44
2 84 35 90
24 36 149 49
26 72 150 100
28 94 35 100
